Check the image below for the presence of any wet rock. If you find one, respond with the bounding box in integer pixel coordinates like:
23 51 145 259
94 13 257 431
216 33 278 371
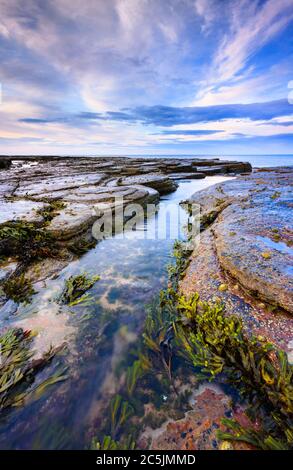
181 167 293 350
139 384 252 450
120 174 178 194
0 199 48 225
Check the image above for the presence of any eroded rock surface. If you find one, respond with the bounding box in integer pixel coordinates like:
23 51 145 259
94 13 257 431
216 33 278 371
0 156 251 240
181 167 293 348
0 156 251 286
139 384 253 450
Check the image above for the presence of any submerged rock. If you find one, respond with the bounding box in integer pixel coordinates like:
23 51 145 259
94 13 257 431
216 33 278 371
139 384 252 450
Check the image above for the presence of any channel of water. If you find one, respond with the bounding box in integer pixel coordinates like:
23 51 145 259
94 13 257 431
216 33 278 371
0 175 231 449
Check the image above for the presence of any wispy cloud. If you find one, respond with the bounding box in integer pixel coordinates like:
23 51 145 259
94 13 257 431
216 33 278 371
0 0 292 154
194 0 293 104
19 98 292 127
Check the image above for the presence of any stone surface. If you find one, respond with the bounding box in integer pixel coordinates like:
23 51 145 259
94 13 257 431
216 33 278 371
181 167 293 350
0 199 48 225
0 158 11 170
0 156 250 241
169 172 206 180
120 174 178 194
139 384 253 450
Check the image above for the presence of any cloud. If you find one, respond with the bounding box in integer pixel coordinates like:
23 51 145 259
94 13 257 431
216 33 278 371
195 0 293 104
0 0 292 154
157 129 222 135
106 99 292 126
19 99 292 130
194 0 218 33
214 0 293 82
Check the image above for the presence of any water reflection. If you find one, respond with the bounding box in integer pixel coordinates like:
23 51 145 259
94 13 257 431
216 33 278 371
0 176 231 449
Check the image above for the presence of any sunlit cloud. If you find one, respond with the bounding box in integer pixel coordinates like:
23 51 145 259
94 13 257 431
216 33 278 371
0 0 292 154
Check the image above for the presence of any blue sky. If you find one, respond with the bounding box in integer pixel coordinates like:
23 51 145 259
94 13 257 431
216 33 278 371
0 0 292 155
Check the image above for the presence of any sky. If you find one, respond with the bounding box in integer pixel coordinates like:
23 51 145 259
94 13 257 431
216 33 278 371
0 0 292 155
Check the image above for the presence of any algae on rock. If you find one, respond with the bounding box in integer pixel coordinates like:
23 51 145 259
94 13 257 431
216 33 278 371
59 273 100 305
0 328 68 411
2 274 35 304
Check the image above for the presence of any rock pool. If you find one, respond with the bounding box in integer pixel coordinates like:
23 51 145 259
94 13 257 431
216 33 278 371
0 176 230 449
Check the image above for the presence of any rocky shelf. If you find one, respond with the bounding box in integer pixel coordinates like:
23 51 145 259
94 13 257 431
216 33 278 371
181 167 293 336
0 156 251 293
0 156 251 237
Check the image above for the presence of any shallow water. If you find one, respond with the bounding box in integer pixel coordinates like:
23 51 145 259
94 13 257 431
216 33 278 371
257 236 293 257
0 176 231 449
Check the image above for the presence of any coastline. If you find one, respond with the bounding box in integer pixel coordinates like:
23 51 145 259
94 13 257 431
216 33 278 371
0 157 292 450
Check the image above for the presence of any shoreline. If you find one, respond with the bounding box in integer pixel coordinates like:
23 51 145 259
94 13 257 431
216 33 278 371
0 162 291 449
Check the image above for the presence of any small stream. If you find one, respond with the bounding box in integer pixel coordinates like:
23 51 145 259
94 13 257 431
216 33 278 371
0 176 231 449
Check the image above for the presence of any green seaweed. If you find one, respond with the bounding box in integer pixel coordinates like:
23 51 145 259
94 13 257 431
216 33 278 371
270 191 281 200
37 200 66 223
110 394 134 437
217 418 289 450
0 328 68 410
2 274 35 304
126 360 143 397
91 435 135 450
173 293 293 449
0 221 59 263
68 238 97 256
59 273 100 305
90 237 293 451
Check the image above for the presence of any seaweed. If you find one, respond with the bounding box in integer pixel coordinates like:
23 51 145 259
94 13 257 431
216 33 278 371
270 191 281 200
68 238 97 256
173 293 293 449
217 418 289 450
110 394 134 437
126 360 143 397
59 273 100 305
91 434 135 450
37 200 66 223
0 221 59 263
90 236 293 451
0 328 68 411
2 274 35 304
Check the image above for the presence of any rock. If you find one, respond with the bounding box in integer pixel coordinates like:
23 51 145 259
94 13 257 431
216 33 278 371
120 174 178 194
139 384 252 450
46 186 159 239
0 158 12 170
46 202 98 239
181 167 293 351
0 155 252 269
169 172 206 180
0 199 48 225
15 173 107 198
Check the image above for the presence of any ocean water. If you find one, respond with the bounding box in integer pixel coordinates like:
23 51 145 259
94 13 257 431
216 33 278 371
213 154 293 168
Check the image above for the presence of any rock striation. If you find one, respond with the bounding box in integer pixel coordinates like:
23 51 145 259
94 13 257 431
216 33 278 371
0 156 251 240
